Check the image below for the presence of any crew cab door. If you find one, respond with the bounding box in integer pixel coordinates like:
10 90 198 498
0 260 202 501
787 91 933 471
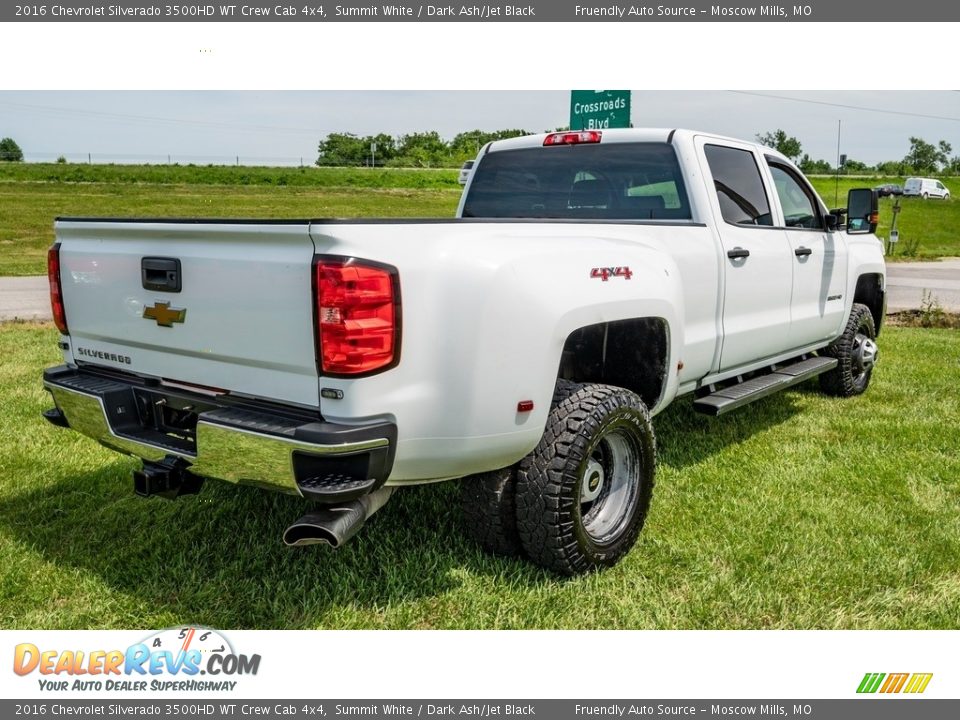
697 138 793 371
763 159 848 347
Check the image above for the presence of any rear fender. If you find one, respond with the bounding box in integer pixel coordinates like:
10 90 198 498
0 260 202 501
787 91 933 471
312 227 683 480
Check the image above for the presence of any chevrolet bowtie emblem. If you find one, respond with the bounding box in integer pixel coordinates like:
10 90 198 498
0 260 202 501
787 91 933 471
143 301 186 327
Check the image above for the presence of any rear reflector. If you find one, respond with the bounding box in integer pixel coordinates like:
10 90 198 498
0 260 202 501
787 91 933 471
47 243 68 334
314 258 400 376
543 131 602 146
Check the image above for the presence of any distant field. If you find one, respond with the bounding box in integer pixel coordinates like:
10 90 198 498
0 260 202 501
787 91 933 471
810 176 959 259
0 164 957 276
0 167 462 276
0 163 462 189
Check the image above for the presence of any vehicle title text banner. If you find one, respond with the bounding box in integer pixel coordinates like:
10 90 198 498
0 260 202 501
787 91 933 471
3 0 957 22
3 700 960 720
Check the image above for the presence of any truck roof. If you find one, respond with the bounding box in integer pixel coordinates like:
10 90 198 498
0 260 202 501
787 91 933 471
484 127 793 166
487 128 675 152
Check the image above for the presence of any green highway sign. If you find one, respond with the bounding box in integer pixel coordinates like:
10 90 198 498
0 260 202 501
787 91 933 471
570 90 631 130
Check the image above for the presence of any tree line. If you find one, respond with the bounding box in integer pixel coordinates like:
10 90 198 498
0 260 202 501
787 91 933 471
0 137 23 162
323 128 960 174
3 128 958 174
757 129 960 175
315 129 530 168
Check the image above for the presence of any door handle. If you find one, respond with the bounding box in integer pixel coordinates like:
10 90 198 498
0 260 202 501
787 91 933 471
794 246 813 257
727 247 750 259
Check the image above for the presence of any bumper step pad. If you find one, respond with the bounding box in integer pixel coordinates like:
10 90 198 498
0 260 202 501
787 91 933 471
298 474 378 495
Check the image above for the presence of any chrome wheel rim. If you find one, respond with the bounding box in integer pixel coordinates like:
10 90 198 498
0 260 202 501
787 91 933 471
580 427 641 544
853 333 878 378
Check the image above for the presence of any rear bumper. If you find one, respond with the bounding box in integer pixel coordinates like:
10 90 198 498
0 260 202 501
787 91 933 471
42 365 396 502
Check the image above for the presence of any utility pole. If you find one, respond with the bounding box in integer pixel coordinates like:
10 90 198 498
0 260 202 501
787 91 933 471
834 120 841 207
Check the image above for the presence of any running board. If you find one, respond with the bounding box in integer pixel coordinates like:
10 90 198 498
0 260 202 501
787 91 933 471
693 356 838 416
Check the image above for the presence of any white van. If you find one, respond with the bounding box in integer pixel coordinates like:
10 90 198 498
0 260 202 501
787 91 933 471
457 160 475 185
903 177 950 199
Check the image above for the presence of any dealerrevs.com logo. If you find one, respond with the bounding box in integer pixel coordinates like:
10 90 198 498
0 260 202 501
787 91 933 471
857 672 933 694
13 627 260 692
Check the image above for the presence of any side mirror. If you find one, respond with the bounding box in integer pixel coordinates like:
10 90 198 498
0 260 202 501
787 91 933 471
824 213 841 232
847 188 879 234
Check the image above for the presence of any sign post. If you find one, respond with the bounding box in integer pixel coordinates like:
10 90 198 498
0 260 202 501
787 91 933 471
888 198 902 255
569 90 631 130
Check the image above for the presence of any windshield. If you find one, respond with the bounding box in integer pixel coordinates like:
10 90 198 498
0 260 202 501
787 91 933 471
461 142 692 220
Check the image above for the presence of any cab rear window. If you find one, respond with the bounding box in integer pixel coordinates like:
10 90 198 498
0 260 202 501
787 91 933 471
461 142 692 220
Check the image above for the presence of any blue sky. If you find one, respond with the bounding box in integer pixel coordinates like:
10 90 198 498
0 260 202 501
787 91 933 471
1 90 958 165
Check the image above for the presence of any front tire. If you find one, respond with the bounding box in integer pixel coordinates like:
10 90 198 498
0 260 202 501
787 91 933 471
515 384 655 575
819 303 878 397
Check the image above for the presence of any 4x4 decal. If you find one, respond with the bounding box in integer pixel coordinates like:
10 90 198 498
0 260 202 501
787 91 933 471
590 266 633 281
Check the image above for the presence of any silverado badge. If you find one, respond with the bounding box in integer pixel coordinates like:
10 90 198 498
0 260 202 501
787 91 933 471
143 301 186 327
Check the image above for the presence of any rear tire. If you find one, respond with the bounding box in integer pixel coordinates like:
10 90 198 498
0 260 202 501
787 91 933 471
459 378 585 558
819 303 878 397
552 378 583 407
515 384 656 576
460 468 522 557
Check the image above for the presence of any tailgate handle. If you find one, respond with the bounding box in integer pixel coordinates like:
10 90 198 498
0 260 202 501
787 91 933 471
142 257 182 293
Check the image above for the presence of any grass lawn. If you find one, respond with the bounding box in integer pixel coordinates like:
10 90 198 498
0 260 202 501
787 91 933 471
809 175 960 260
2 322 958 629
0 168 461 276
1 165 959 276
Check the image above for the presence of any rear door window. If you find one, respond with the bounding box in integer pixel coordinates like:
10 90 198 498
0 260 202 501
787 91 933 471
461 142 692 220
703 144 773 226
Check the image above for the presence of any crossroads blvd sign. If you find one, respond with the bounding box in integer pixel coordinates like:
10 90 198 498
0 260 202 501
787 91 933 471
570 90 631 130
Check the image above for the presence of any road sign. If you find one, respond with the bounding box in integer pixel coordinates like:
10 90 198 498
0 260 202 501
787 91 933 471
570 90 631 130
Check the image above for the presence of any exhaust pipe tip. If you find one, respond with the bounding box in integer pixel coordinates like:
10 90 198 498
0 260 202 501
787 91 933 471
283 512 351 548
283 487 395 549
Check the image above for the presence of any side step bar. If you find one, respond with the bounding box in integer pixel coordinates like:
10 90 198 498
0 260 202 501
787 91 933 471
693 356 838 416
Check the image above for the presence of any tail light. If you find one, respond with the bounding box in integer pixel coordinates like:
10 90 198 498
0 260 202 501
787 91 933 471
314 257 400 376
543 131 602 146
47 243 68 334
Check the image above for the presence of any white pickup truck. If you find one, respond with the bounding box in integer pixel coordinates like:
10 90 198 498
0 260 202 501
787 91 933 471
42 129 886 575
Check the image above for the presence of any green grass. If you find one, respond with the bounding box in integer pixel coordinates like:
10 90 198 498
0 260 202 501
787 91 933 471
809 175 960 259
2 323 958 629
1 165 959 276
0 163 462 189
0 181 461 276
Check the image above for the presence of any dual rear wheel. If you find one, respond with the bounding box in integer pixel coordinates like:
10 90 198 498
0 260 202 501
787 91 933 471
460 382 656 575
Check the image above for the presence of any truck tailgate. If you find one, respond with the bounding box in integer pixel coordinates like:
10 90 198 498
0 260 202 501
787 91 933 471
55 220 319 407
